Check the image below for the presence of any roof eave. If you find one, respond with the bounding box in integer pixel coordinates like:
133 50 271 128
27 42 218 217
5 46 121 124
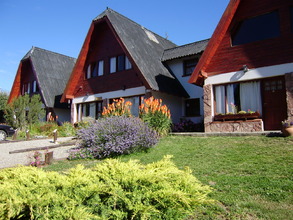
189 0 241 86
61 22 95 103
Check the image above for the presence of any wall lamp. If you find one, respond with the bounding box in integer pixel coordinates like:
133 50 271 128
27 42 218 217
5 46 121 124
242 65 250 73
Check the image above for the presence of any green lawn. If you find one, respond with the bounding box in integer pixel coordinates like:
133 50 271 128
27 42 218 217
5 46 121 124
45 135 293 219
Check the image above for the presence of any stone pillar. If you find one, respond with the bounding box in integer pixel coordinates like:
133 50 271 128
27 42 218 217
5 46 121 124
285 72 293 121
203 84 213 132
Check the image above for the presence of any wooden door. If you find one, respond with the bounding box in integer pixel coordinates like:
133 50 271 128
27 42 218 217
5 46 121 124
262 76 287 130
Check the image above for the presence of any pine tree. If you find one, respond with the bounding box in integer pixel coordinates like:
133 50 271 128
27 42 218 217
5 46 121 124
5 94 45 129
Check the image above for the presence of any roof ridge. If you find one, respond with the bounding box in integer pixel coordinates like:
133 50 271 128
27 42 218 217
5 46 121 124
30 46 76 60
94 7 177 46
164 38 210 52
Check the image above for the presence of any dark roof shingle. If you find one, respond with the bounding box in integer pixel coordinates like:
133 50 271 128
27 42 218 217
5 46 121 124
24 47 76 108
161 39 209 62
94 8 188 97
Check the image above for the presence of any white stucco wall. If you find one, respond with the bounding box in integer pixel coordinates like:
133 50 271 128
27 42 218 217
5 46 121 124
205 62 293 85
165 58 204 123
72 86 146 104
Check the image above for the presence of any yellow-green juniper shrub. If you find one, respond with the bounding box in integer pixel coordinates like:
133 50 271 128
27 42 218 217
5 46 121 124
0 156 213 220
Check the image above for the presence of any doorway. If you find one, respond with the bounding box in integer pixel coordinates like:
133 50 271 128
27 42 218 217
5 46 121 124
262 76 287 130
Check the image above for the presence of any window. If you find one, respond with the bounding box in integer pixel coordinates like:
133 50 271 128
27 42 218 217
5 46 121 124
86 64 91 79
110 55 132 73
27 83 30 94
185 98 200 117
86 60 104 79
77 101 104 121
117 55 125 72
91 63 99 77
98 60 104 76
231 11 280 46
91 60 104 77
83 103 90 117
184 59 198 76
214 81 262 115
125 56 132 70
22 83 30 95
110 57 117 73
32 81 39 93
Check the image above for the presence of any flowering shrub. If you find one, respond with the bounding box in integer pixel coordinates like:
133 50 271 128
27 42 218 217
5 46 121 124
30 151 42 167
102 98 132 117
139 97 171 136
69 116 158 159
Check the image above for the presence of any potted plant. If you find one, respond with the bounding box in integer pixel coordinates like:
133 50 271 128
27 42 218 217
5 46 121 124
281 120 293 137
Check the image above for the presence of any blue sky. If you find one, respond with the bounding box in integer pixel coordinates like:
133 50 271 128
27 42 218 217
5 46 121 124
0 0 229 92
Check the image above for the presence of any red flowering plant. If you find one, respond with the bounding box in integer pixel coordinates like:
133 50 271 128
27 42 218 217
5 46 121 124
139 97 171 136
102 98 132 117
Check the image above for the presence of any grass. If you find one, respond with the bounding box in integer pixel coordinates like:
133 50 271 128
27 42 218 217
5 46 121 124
44 135 293 219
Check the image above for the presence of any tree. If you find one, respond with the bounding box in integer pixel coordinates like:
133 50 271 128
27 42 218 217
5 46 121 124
27 95 45 125
5 94 45 129
0 91 8 123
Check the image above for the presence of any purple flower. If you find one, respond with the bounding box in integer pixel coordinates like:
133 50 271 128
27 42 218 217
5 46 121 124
68 116 158 160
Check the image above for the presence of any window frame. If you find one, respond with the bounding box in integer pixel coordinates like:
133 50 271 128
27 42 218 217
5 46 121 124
86 60 104 79
110 54 132 73
231 11 280 46
183 59 198 77
213 81 262 116
110 57 117 73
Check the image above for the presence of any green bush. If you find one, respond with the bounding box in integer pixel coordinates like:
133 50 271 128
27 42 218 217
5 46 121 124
58 122 76 137
0 156 213 219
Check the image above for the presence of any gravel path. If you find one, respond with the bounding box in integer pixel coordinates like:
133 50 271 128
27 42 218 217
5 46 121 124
0 137 76 169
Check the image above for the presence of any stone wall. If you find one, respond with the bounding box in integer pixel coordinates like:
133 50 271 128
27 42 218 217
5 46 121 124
285 72 293 121
205 120 264 133
203 84 213 125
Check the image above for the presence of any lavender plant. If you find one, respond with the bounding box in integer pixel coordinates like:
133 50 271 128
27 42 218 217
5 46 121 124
69 116 158 159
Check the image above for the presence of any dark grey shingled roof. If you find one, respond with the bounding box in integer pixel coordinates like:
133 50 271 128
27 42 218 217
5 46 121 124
161 39 209 62
22 47 76 108
94 8 188 97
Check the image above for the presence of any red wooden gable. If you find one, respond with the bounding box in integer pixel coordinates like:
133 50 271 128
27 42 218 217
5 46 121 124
61 17 148 102
189 0 293 86
8 59 37 103
8 62 22 103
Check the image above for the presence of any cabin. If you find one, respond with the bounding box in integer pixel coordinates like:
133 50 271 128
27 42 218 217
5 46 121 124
189 0 293 132
62 8 206 124
8 47 76 122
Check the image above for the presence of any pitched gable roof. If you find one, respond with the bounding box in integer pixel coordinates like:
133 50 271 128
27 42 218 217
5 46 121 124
161 39 209 62
62 8 188 101
189 0 241 86
8 47 76 107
